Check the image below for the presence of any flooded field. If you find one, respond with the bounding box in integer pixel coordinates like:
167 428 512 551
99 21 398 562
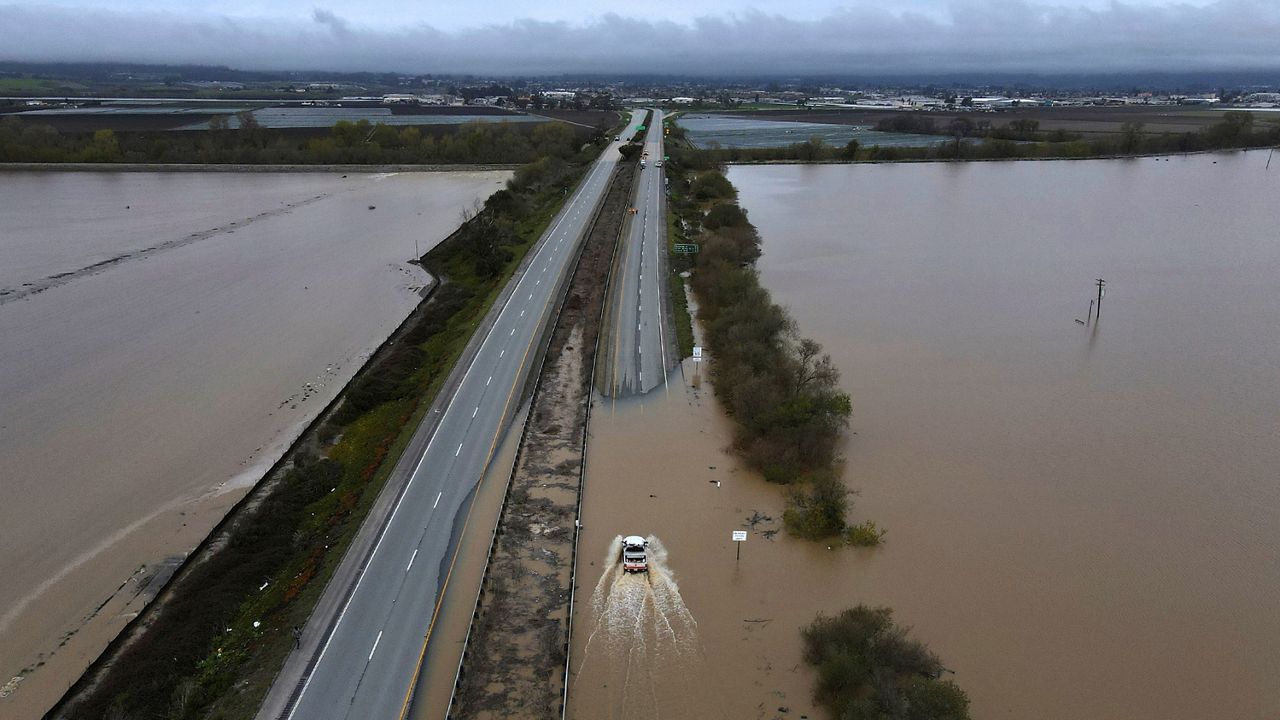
679 114 939 150
732 152 1280 719
0 169 508 716
570 150 1280 720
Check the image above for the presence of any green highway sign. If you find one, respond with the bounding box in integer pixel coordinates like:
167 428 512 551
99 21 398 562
674 243 699 254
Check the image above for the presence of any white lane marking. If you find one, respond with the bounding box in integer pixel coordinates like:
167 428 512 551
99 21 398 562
500 349 505 357
520 310 525 317
406 549 418 572
434 492 442 508
486 375 492 386
472 406 479 418
528 293 533 300
456 443 463 456
287 141 612 717
369 630 383 661
536 280 541 285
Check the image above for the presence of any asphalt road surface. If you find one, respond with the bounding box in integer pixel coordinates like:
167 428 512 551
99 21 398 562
606 109 673 396
257 110 644 720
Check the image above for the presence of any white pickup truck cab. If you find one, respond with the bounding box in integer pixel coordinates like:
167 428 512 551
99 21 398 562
621 536 649 573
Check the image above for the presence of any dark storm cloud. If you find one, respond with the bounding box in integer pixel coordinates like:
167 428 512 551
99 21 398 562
1 1 1278 74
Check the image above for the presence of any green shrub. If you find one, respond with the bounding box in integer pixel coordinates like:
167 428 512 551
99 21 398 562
802 605 969 720
783 470 848 538
845 520 886 547
703 202 750 230
690 171 735 200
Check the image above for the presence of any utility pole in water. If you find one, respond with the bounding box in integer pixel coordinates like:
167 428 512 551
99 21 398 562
1095 279 1106 321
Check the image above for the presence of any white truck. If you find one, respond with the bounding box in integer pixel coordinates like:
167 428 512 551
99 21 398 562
621 536 649 573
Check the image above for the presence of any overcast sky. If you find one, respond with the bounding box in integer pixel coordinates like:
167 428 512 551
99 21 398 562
1 1 1278 76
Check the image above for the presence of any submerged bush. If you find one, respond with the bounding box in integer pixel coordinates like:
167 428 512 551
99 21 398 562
845 520 886 547
783 470 849 539
802 605 969 720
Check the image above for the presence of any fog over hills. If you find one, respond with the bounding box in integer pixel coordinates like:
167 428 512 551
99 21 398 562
1 0 1279 75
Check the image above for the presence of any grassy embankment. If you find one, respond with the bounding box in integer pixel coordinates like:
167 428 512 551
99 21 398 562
52 135 610 720
663 125 881 546
661 115 697 359
686 110 1280 163
802 606 971 720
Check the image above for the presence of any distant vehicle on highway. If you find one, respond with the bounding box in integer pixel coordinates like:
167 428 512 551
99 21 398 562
656 161 663 168
614 135 620 141
640 159 646 168
621 536 649 573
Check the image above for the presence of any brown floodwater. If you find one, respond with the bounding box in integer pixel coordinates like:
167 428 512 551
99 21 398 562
0 170 508 717
570 151 1280 720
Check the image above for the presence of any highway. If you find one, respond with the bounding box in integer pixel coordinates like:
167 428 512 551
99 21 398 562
257 110 643 720
605 109 673 396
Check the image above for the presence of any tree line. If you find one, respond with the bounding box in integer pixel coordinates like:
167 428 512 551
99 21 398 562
0 115 601 165
666 153 881 544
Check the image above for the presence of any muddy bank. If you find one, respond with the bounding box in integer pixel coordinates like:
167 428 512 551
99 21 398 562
449 162 635 718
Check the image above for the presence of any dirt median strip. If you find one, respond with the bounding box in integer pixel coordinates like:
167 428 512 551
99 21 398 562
447 162 636 719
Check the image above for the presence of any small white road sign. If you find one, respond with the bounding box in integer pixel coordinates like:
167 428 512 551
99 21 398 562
732 530 748 542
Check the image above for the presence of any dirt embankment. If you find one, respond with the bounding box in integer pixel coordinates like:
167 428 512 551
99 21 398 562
448 161 636 719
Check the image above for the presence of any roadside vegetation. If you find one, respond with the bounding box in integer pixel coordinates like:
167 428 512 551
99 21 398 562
0 114 605 164
52 130 611 720
682 110 1279 164
803 606 970 720
663 142 877 544
666 206 696 359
